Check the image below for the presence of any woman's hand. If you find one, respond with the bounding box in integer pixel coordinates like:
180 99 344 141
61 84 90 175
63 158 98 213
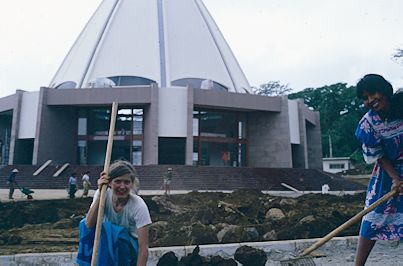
98 171 110 189
391 178 403 196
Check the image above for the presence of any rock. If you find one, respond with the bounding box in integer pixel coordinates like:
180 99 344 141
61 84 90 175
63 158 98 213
217 225 242 243
191 209 216 225
149 221 169 243
209 255 237 266
241 227 260 242
287 210 298 218
157 251 179 266
189 222 219 245
224 214 240 224
52 218 73 229
345 253 355 262
0 232 22 245
150 222 189 247
151 196 185 214
209 224 217 231
265 208 285 220
234 245 267 266
262 230 277 241
217 225 238 243
279 198 297 206
299 215 316 224
180 246 203 266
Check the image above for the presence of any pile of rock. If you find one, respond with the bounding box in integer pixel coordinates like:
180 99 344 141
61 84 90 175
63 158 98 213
157 245 267 266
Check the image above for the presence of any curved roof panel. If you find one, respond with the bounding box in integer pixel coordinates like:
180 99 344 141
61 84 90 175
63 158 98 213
50 0 251 93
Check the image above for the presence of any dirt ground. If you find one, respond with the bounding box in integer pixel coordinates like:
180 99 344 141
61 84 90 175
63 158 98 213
0 189 366 256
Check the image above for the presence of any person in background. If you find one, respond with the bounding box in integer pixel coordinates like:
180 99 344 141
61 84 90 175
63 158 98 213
162 168 173 196
68 172 78 199
81 171 91 198
7 168 19 199
354 74 403 265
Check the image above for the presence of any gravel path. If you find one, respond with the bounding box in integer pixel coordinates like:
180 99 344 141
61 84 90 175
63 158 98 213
268 239 402 265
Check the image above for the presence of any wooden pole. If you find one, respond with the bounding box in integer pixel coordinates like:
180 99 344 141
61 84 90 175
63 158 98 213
300 189 397 257
91 102 118 266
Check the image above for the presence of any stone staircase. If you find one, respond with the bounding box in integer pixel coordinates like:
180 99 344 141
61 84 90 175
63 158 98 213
0 165 365 191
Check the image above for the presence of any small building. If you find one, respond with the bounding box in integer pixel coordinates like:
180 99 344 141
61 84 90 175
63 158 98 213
322 157 355 173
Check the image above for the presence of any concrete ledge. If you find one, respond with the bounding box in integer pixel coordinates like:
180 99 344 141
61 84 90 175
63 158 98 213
0 237 359 265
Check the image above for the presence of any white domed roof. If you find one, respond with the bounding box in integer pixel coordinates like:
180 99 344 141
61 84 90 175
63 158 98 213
50 0 251 93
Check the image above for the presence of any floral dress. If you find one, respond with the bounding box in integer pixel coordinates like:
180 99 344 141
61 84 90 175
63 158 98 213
355 109 403 240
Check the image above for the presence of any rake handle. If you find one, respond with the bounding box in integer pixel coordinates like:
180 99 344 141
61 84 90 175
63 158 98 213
91 102 118 266
300 189 397 257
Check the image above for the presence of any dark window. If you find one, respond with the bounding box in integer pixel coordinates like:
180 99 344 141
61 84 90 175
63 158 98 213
55 81 77 89
108 76 155 86
158 137 186 165
329 163 345 169
172 78 228 92
193 110 247 167
77 107 144 165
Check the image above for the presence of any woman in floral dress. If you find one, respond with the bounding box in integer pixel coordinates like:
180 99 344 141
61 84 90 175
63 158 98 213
354 74 403 265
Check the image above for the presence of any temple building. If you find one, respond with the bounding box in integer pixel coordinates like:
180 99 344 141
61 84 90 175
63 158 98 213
0 0 322 168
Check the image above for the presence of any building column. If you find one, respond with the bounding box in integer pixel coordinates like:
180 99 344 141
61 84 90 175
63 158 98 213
33 87 77 165
143 83 159 165
296 99 309 168
8 90 24 165
185 86 194 165
306 112 322 169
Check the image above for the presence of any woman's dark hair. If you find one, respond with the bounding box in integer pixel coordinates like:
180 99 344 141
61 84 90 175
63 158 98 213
356 74 393 100
108 160 137 181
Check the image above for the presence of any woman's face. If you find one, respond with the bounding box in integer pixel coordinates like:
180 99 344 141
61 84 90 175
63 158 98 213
361 90 390 113
109 174 133 198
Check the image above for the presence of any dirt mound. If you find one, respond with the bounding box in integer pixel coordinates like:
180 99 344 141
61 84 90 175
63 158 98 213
0 190 366 255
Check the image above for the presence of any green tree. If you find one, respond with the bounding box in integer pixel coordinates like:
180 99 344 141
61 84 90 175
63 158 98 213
252 81 292 96
288 83 366 158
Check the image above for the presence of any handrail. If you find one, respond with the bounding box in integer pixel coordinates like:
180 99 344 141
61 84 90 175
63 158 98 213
53 163 70 177
33 160 52 176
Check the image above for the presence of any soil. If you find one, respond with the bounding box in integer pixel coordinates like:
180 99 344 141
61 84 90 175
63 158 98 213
0 189 366 256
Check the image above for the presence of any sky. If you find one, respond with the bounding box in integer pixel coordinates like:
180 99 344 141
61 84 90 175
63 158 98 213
1 0 403 98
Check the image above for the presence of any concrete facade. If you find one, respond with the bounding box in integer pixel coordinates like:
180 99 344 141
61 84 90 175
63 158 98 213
247 97 292 168
0 87 322 169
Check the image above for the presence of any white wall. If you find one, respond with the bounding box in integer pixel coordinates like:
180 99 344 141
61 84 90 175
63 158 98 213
158 87 188 137
323 158 353 173
288 100 300 144
18 91 39 139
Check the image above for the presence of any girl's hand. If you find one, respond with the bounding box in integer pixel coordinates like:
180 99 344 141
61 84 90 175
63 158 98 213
98 171 109 188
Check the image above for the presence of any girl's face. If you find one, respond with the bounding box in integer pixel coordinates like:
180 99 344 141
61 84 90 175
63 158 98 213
109 174 133 198
361 90 390 113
